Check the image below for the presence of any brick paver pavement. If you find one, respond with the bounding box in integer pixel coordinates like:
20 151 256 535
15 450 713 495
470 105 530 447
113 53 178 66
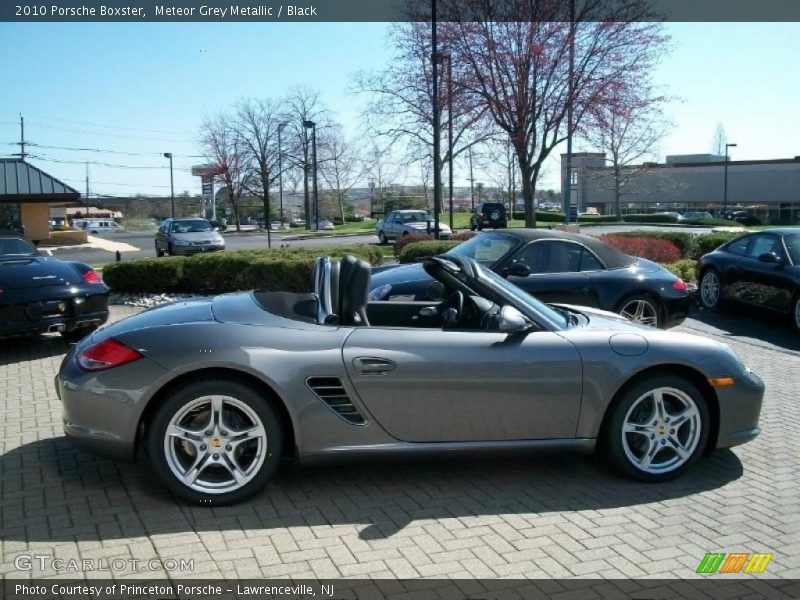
1 306 798 580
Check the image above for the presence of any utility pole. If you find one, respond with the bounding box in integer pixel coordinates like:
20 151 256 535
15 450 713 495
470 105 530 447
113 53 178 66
278 122 288 227
564 0 575 225
85 162 90 202
468 146 475 210
444 53 454 231
431 0 442 240
163 153 175 218
14 114 27 160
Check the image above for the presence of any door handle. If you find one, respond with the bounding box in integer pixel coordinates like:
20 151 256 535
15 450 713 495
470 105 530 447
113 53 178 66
353 357 397 375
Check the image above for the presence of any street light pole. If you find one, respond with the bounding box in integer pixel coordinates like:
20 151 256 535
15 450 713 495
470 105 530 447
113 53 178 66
468 146 475 211
278 122 288 228
304 120 319 230
443 53 454 231
431 0 442 240
163 152 175 218
723 142 737 217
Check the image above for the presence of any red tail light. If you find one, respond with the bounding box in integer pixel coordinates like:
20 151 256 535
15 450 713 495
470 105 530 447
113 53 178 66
82 269 103 284
672 279 688 292
77 339 142 372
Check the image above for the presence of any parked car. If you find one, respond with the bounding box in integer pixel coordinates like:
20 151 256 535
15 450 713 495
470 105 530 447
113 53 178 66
0 232 108 341
697 228 800 331
470 202 508 230
315 219 335 231
82 219 124 234
679 211 714 221
375 210 452 244
155 218 225 257
56 253 763 505
209 219 227 232
653 212 682 221
289 218 307 228
369 230 691 329
727 211 762 226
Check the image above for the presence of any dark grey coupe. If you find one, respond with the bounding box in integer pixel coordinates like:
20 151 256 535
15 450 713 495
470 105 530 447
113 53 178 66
57 254 764 505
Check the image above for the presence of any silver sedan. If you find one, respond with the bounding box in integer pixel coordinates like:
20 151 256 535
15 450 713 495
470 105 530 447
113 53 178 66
56 254 764 505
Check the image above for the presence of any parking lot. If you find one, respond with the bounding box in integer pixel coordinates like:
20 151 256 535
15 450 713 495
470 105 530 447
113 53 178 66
1 305 798 581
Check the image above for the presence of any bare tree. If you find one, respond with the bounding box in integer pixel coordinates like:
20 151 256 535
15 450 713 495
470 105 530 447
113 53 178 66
236 98 284 247
284 87 330 228
448 0 667 226
363 141 400 217
486 137 520 215
711 123 727 156
586 93 670 218
319 126 362 224
200 111 248 231
352 23 493 191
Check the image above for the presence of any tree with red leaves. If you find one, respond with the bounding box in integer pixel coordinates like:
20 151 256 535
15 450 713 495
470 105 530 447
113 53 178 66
445 0 668 227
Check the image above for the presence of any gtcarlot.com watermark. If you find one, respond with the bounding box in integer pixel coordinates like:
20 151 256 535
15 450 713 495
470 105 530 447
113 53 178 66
14 554 193 573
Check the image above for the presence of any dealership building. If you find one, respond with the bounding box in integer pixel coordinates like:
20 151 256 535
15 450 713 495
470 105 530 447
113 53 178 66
563 153 800 223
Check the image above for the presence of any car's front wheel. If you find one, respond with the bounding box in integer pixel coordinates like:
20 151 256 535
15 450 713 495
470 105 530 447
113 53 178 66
601 375 709 482
699 269 723 310
792 294 800 333
148 378 284 505
378 231 387 245
155 244 165 257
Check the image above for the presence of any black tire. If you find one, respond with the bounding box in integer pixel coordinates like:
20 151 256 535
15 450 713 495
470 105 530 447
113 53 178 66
90 230 98 234
156 244 165 257
615 293 662 328
698 268 723 311
378 231 387 245
167 243 174 256
791 294 800 333
147 378 284 506
600 375 709 483
61 325 98 344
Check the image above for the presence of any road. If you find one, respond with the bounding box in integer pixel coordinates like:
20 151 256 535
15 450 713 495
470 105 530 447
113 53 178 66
45 224 722 265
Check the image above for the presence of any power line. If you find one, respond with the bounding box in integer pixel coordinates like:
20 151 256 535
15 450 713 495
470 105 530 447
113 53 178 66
28 154 195 172
27 143 207 159
20 120 197 143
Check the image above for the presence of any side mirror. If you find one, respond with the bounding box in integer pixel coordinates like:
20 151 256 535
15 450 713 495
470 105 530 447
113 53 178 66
505 262 531 278
498 305 530 333
758 252 781 264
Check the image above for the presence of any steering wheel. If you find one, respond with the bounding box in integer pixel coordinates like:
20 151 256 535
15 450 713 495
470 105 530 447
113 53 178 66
439 290 464 328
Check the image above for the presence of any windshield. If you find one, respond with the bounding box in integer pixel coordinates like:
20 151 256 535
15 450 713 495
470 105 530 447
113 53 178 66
173 220 213 233
476 263 569 330
446 232 518 265
0 237 37 256
784 234 800 265
401 212 431 223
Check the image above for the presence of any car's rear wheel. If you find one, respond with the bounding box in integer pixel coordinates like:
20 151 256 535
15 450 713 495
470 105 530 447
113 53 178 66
601 375 709 482
617 294 661 328
699 269 723 310
148 379 283 506
792 294 800 333
378 231 387 245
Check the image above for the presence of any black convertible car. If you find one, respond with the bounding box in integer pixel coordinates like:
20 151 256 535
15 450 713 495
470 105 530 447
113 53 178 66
697 228 800 331
371 229 692 329
0 233 109 341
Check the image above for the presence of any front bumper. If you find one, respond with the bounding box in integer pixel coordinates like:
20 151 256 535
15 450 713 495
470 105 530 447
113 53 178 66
171 244 225 256
714 368 765 449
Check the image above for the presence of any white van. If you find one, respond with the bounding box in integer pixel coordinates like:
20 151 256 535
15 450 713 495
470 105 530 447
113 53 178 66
82 219 125 234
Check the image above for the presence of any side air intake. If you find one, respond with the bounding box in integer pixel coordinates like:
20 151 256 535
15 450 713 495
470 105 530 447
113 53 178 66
306 377 366 425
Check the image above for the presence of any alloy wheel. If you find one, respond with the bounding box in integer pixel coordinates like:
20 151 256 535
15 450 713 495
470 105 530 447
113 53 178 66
619 298 659 327
701 271 720 308
163 395 267 494
621 386 702 474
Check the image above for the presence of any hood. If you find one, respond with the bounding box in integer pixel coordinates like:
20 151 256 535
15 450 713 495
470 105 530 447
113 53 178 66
553 303 653 332
171 231 222 242
0 256 83 289
370 262 431 287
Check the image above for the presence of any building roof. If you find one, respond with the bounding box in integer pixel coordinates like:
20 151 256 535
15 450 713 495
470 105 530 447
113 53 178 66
0 158 81 203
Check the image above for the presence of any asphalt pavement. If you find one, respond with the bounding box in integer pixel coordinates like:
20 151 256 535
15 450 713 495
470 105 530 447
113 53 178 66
43 224 721 265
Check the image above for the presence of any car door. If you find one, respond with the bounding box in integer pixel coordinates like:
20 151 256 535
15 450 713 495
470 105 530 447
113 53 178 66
342 326 582 442
735 233 793 311
503 240 598 306
156 222 169 250
383 212 396 239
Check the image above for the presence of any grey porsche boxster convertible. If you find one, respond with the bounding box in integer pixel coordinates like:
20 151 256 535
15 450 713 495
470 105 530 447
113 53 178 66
56 254 764 505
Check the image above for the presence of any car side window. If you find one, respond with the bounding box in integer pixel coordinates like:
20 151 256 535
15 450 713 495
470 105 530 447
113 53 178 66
727 236 750 256
514 241 578 274
747 234 781 259
579 247 604 271
385 213 395 224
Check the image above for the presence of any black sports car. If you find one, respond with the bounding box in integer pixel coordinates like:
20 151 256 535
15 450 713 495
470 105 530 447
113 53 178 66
370 229 692 329
697 228 800 331
0 233 109 341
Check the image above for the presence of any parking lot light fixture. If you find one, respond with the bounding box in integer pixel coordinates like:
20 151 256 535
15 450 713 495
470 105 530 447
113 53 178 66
304 120 319 230
723 143 737 216
163 152 174 218
278 122 288 227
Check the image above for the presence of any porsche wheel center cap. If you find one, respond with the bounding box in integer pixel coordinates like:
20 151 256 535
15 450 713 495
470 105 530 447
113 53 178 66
210 438 222 448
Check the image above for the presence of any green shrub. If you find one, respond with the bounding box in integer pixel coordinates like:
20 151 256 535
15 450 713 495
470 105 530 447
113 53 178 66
536 211 566 223
579 214 619 223
622 213 679 224
398 240 461 263
102 245 383 294
662 259 698 284
694 232 743 256
679 217 732 226
103 257 185 293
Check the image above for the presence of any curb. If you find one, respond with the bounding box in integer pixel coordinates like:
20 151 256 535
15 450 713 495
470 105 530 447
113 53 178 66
281 231 376 241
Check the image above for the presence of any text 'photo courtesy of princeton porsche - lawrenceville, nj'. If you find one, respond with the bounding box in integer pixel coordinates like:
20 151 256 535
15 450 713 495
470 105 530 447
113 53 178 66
1 2 799 600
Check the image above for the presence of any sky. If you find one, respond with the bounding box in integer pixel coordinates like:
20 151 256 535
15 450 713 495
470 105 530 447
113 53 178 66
1 21 799 198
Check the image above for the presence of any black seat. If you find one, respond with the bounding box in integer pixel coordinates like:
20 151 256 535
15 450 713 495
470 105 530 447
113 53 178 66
337 255 371 326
